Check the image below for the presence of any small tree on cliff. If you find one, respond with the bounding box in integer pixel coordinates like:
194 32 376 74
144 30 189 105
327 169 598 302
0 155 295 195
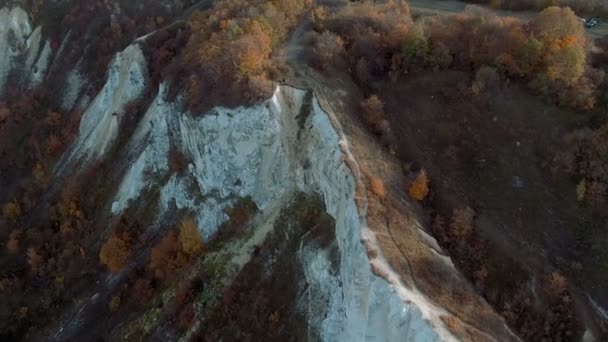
408 169 429 201
179 216 203 257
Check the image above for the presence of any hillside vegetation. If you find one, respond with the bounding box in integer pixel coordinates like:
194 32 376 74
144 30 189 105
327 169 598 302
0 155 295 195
306 1 608 340
311 3 602 111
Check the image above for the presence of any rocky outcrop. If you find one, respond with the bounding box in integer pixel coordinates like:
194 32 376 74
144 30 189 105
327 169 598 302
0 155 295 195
0 7 50 94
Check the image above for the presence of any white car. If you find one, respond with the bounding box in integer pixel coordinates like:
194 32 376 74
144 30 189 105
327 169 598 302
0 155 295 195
585 17 600 28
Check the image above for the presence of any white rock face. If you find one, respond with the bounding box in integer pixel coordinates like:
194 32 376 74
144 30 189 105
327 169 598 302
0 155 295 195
0 7 50 94
104 83 451 341
62 68 85 111
59 44 148 168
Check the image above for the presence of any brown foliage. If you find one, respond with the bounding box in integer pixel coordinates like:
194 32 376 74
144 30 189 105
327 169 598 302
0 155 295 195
471 66 500 95
360 95 385 132
182 0 311 112
148 217 203 279
175 281 193 306
408 170 429 201
3 201 22 221
132 278 154 304
148 231 180 278
26 247 43 273
6 230 19 254
586 181 606 210
109 295 121 312
177 304 196 331
99 236 130 273
547 272 568 295
311 30 344 70
554 123 608 211
0 106 9 125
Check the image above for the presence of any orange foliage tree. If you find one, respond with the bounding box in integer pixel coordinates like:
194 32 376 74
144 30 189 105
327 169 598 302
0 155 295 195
408 170 429 201
148 216 203 279
179 216 203 257
370 177 387 199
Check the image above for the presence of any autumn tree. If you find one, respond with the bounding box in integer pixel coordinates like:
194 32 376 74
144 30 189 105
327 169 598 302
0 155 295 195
182 0 312 112
409 169 429 201
312 30 344 70
472 66 500 95
514 37 544 77
370 177 387 199
99 235 130 272
132 278 154 304
179 216 203 257
402 25 429 62
310 6 327 30
27 247 43 274
6 230 19 254
148 216 203 279
2 201 22 221
533 7 587 85
109 296 121 312
450 206 475 239
0 106 10 124
586 181 606 209
360 95 385 131
235 20 272 77
177 304 196 331
149 231 180 279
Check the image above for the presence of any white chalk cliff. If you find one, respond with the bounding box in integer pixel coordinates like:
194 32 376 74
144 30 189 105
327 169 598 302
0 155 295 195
58 41 453 341
0 7 50 94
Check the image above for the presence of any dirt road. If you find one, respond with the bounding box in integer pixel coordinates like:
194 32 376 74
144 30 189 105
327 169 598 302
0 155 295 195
409 0 608 38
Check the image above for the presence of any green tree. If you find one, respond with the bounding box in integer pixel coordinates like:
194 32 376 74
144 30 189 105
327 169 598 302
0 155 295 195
402 25 428 61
